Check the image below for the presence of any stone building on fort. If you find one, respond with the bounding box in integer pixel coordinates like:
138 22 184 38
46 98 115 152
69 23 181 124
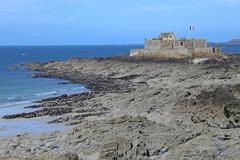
130 32 221 59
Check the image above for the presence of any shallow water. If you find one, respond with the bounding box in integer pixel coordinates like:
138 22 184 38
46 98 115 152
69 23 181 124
0 45 143 107
0 45 143 137
0 116 71 138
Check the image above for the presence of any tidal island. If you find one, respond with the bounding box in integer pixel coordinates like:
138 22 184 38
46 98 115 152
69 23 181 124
130 32 221 59
1 35 240 160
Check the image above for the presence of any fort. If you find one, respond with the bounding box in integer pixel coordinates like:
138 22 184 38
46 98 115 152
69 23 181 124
130 32 221 59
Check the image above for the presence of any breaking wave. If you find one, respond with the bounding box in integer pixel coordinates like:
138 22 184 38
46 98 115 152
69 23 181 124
0 100 33 108
34 91 58 96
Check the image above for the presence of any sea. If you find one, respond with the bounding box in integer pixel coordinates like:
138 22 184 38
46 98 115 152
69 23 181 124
0 45 143 137
0 44 239 137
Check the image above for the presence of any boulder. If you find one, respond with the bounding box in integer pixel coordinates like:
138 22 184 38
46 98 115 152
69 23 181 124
98 138 132 160
55 151 80 160
98 138 151 160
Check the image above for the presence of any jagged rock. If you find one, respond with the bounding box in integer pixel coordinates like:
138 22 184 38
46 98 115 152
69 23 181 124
196 87 236 107
2 107 73 119
55 151 80 160
224 101 240 127
176 86 239 128
98 138 152 160
98 138 132 160
1 56 240 160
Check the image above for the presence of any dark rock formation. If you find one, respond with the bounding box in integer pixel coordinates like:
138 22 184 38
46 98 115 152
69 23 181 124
55 151 80 160
1 56 240 160
3 107 73 119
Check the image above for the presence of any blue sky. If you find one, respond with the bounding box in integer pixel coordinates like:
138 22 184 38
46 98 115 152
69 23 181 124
0 0 239 45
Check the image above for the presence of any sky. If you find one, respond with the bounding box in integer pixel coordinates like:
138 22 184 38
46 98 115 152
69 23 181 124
0 0 239 45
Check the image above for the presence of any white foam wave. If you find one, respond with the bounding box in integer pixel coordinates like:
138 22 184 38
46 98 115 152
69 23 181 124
0 100 33 108
7 97 16 100
7 96 24 100
35 91 57 96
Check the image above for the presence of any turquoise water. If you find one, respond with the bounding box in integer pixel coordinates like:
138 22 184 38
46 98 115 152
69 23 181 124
0 45 143 137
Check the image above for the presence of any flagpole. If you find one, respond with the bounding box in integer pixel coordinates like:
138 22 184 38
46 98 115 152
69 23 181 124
188 26 191 39
192 26 195 39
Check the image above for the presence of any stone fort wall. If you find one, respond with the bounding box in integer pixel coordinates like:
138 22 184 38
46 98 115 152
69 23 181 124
131 48 192 59
130 38 220 59
130 47 218 59
144 39 207 50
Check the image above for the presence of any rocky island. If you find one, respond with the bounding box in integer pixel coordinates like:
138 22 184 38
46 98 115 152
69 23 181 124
1 55 240 160
228 39 240 45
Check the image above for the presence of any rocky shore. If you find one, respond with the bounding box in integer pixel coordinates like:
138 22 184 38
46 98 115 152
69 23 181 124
1 56 240 160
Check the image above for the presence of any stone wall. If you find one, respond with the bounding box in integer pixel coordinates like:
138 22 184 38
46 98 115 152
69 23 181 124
132 38 219 59
130 48 192 59
130 47 220 59
173 40 186 49
191 48 221 58
144 40 162 50
181 39 207 49
145 39 207 50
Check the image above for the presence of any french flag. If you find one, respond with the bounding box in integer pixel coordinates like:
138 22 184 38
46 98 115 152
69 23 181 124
190 26 195 31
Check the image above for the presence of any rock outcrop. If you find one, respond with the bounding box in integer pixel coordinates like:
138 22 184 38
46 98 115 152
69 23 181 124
1 56 240 159
55 151 80 160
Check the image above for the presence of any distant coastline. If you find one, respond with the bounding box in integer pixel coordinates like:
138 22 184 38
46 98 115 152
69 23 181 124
228 39 240 45
210 39 240 46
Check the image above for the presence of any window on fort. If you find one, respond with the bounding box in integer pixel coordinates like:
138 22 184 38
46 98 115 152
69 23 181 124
180 42 184 46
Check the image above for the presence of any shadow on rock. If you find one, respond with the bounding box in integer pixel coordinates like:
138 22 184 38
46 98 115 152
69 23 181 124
176 85 240 129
